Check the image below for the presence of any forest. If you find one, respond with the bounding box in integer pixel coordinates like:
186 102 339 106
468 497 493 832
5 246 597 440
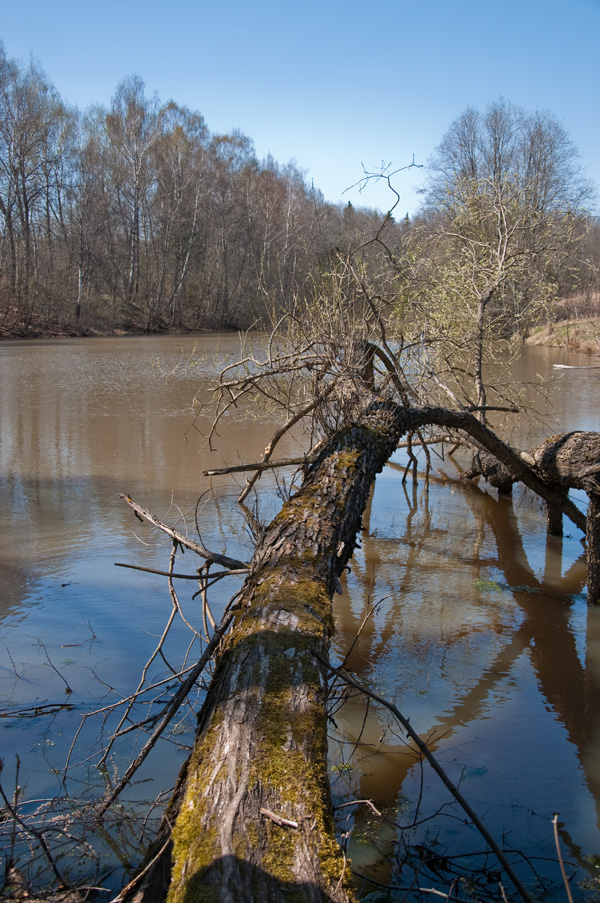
0 42 599 340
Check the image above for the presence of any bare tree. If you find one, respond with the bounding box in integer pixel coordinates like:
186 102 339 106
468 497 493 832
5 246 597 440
104 76 162 313
404 100 594 421
0 50 70 321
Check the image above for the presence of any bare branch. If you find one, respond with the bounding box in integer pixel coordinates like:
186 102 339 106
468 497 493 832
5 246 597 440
120 494 248 570
316 652 533 903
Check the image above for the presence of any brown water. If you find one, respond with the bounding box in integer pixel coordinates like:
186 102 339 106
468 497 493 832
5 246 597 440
0 335 599 899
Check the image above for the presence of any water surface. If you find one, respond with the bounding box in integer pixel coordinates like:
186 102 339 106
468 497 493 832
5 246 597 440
0 336 599 899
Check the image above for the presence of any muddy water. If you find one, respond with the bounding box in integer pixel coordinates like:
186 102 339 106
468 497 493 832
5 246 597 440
0 336 599 898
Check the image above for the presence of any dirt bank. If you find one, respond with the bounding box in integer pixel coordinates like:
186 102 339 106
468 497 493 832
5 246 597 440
0 313 209 341
526 317 600 354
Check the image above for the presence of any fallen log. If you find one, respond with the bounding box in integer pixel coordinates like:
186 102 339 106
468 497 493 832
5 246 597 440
125 401 408 903
123 403 598 903
533 432 600 602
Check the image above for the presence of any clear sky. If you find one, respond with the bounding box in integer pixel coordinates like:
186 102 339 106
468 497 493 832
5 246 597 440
1 0 599 216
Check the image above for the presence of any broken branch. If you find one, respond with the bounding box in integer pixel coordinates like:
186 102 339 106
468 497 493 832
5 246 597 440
120 494 248 570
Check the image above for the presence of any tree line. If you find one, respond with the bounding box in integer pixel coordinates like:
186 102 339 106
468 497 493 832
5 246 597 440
0 49 386 335
0 41 598 338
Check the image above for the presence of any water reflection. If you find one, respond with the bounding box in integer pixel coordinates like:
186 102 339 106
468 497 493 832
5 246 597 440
332 456 599 896
0 336 291 817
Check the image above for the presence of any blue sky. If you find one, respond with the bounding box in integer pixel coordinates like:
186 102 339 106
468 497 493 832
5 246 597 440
1 0 599 216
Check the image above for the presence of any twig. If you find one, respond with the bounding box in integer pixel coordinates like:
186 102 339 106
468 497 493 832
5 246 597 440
0 702 75 718
351 871 465 900
552 814 574 903
166 542 208 640
115 563 203 579
260 807 298 829
197 564 217 637
120 494 248 570
99 545 180 767
96 602 238 817
334 799 382 817
237 380 338 503
115 562 247 580
339 595 386 671
108 835 172 903
0 758 66 887
37 641 72 695
204 456 308 476
395 433 463 451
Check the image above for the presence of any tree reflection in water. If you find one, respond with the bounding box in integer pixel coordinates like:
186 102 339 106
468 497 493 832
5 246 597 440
331 458 598 900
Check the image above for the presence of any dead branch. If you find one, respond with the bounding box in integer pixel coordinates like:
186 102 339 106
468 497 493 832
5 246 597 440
98 543 182 768
203 456 307 476
334 799 382 818
552 814 574 903
236 388 327 503
120 494 248 570
96 599 239 817
259 808 299 829
115 563 203 579
0 759 66 888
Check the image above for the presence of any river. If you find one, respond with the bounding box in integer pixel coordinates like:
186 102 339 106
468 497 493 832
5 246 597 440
0 334 599 900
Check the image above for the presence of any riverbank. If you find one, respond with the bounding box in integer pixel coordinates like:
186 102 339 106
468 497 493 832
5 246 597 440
3 309 600 354
526 317 600 354
0 312 211 341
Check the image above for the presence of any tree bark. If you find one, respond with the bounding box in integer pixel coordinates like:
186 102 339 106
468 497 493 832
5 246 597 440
587 493 600 605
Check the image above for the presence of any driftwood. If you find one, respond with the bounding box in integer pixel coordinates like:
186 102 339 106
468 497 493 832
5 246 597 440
120 403 600 903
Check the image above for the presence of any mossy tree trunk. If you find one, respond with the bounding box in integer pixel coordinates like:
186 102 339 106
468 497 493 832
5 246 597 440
127 401 408 903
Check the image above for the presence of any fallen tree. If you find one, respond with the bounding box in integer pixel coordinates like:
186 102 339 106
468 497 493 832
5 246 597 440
115 255 600 902
123 401 405 903
118 395 600 903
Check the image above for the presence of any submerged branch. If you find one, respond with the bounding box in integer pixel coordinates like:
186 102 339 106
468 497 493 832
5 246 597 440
203 456 308 476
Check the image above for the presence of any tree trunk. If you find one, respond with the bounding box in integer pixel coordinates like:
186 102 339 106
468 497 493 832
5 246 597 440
533 431 600 601
587 493 600 605
126 401 407 903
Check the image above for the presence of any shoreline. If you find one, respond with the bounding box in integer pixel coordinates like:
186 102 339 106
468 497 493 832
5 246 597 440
526 316 600 355
2 315 600 355
0 319 219 342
